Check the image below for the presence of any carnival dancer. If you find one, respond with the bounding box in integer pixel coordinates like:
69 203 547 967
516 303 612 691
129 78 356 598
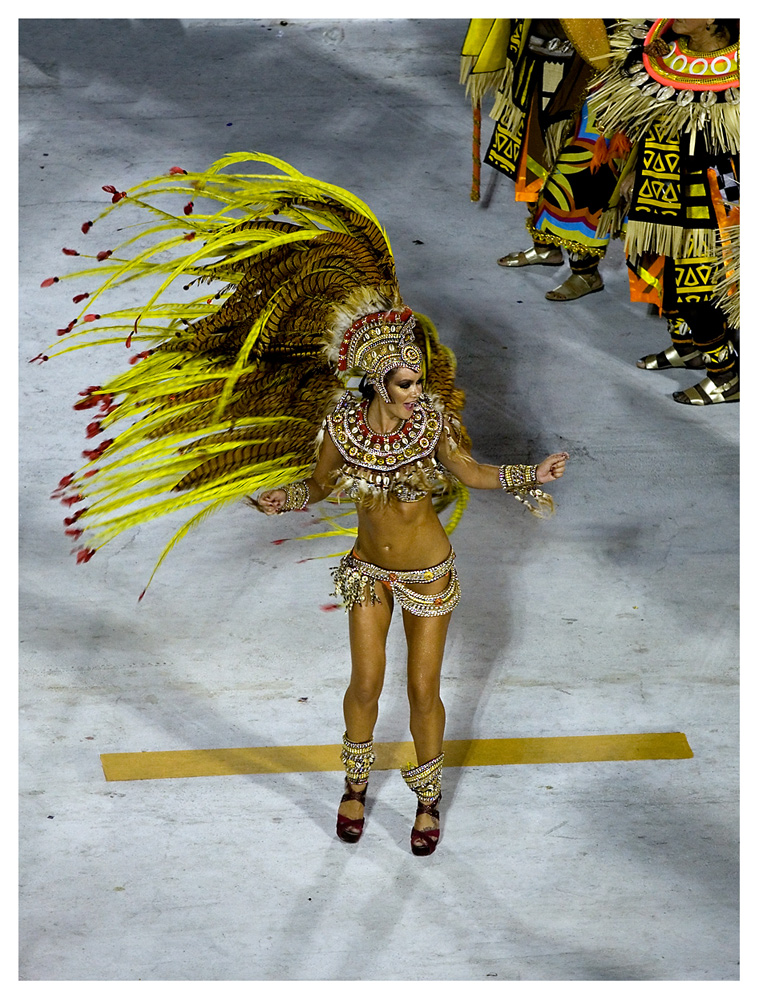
460 18 619 301
589 18 740 404
45 153 569 855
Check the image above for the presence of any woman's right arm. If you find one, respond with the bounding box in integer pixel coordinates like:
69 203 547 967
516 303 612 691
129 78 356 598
253 431 344 516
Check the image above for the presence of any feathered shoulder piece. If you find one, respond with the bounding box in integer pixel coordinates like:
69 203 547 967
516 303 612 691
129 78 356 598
40 152 468 593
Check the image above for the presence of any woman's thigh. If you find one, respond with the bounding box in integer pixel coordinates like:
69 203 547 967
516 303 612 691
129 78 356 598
401 575 453 694
347 582 395 694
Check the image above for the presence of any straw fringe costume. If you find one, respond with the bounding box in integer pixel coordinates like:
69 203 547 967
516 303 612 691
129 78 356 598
43 151 560 855
588 19 740 404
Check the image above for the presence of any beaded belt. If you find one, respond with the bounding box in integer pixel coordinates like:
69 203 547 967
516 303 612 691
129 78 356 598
331 550 460 617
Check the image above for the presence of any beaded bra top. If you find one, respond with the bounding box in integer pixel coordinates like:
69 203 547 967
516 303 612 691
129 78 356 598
325 391 448 505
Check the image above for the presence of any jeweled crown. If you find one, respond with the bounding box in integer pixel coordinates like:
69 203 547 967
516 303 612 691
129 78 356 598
337 307 422 385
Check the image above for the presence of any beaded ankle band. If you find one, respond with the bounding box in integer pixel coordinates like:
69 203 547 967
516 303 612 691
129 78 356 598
340 733 376 784
401 752 444 805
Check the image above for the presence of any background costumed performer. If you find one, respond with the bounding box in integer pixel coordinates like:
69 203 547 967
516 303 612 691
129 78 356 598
589 18 740 405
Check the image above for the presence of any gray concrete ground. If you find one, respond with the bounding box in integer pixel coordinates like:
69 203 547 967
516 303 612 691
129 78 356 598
18 18 740 984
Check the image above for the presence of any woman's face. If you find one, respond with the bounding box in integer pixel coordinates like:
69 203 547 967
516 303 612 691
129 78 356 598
385 367 424 417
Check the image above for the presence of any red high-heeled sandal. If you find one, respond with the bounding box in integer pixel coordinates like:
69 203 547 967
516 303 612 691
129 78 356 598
410 797 440 856
336 778 368 843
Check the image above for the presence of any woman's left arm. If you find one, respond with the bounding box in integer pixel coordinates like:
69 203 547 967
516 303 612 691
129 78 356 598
436 420 569 489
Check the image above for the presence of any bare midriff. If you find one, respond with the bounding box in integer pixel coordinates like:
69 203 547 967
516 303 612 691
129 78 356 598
353 495 452 571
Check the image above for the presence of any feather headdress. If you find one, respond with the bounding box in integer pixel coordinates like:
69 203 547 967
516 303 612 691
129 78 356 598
42 152 469 593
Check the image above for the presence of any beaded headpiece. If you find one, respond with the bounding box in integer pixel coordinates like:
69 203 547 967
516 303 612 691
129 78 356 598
336 306 423 403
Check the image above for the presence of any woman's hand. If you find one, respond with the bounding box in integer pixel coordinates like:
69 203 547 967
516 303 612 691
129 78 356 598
536 452 569 484
251 488 287 515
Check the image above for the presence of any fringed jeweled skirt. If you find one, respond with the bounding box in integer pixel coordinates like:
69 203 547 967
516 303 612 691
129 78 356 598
331 550 460 617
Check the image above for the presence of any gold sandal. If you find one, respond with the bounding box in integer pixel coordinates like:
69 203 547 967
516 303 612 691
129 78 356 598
672 373 739 405
497 246 563 267
637 345 705 370
545 271 604 301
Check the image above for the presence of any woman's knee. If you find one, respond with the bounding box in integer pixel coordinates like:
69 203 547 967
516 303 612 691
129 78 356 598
407 676 442 715
347 670 385 708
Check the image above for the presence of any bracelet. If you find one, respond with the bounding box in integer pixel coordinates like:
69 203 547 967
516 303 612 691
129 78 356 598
281 480 310 512
498 464 554 518
498 464 539 491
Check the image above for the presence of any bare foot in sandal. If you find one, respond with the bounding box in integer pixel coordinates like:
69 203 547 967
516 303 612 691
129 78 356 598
497 245 563 267
545 270 604 300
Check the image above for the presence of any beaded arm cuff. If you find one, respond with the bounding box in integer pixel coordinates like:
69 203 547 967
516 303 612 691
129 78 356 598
281 480 310 512
498 464 555 519
499 464 539 491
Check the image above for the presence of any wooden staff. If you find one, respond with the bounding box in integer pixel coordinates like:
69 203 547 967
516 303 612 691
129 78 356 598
471 100 481 202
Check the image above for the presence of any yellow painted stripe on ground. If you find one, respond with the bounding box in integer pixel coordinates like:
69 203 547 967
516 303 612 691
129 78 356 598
100 732 692 782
